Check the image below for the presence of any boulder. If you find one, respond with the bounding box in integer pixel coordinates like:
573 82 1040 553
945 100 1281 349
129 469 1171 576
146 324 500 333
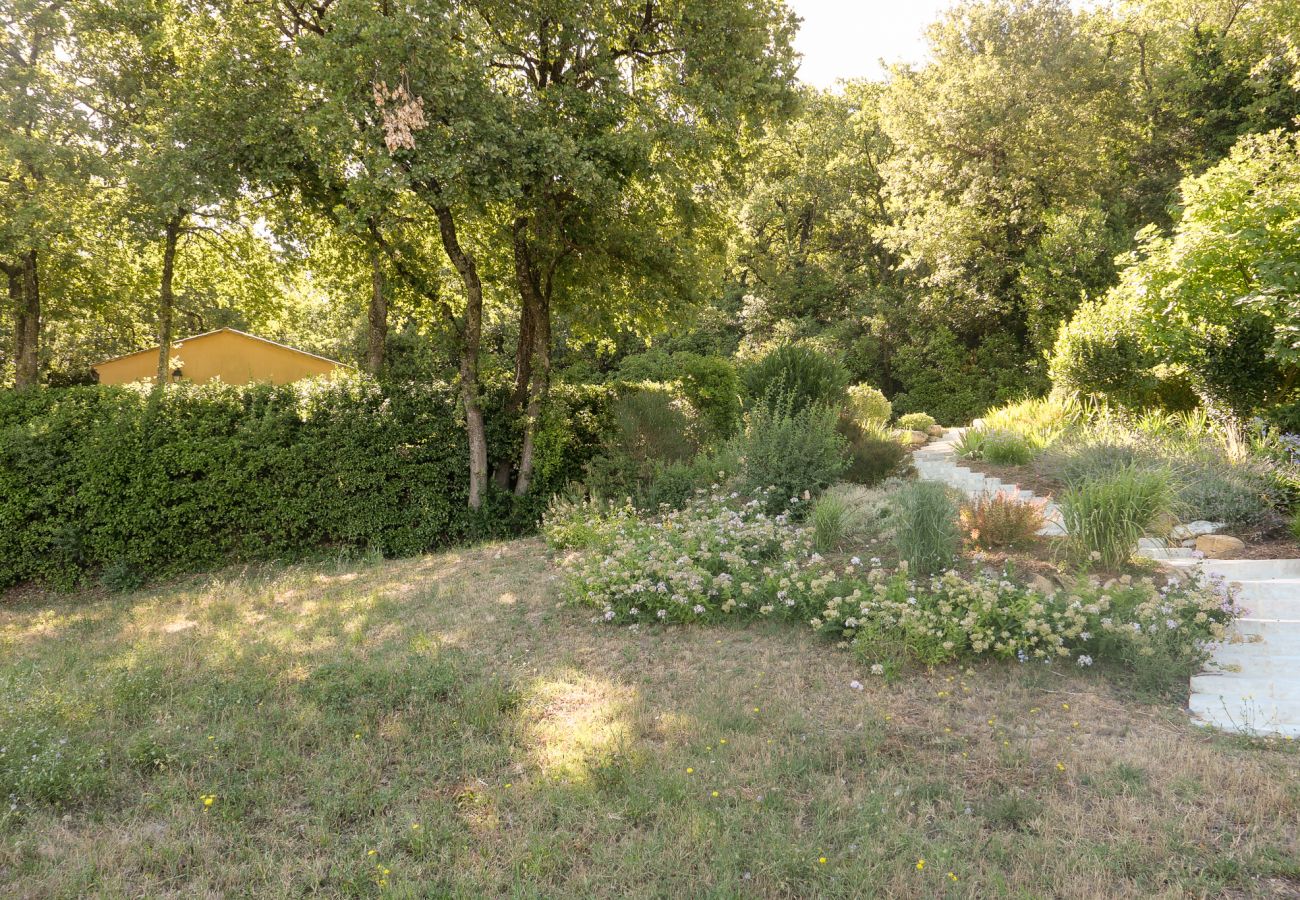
927 424 946 437
1030 574 1057 596
1195 534 1246 557
1170 520 1226 541
901 430 929 448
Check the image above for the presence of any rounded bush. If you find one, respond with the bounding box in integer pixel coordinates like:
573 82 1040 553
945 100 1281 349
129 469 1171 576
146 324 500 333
846 384 892 428
1049 298 1161 408
897 412 936 432
742 344 850 413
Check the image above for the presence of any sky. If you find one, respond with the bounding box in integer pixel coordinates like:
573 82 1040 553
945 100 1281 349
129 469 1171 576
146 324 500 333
786 0 957 87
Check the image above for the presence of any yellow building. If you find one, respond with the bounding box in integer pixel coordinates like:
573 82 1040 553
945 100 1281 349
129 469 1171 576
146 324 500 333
92 328 350 386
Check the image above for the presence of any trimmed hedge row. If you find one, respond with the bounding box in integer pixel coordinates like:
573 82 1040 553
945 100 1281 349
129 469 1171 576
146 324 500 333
0 375 613 589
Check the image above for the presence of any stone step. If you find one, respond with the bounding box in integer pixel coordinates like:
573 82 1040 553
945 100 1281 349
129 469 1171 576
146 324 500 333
1136 546 1200 561
1202 651 1300 676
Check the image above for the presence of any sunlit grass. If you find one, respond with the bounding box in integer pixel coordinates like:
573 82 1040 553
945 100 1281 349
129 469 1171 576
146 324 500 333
0 540 1296 897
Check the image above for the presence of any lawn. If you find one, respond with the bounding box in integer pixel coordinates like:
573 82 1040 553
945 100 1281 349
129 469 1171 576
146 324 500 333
1 539 1298 898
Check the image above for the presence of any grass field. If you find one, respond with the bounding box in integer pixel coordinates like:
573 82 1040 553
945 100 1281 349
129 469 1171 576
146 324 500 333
1 539 1298 898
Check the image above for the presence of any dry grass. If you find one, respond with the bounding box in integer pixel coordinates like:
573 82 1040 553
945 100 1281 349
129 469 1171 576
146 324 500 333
1 539 1297 898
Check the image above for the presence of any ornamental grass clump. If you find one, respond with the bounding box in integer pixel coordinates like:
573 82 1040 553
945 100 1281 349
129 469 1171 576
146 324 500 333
959 491 1046 549
891 481 960 575
1060 465 1177 570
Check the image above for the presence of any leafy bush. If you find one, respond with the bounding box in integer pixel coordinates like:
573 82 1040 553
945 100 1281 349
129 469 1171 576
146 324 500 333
741 344 850 412
617 351 742 441
733 397 847 514
891 481 960 575
642 445 742 511
890 327 1045 425
1049 297 1164 408
0 376 612 589
896 412 936 432
1059 465 1178 569
839 418 908 485
980 430 1035 465
846 384 891 427
578 383 700 503
959 492 1046 549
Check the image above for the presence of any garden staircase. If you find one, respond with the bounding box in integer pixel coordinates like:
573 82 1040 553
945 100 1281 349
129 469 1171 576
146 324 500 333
1136 547 1300 738
912 430 1300 738
911 428 1066 537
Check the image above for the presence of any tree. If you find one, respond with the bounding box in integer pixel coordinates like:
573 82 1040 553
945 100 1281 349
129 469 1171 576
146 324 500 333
0 0 88 387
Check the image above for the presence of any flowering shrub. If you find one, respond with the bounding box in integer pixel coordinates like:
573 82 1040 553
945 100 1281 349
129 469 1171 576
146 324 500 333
553 492 825 625
557 491 1239 687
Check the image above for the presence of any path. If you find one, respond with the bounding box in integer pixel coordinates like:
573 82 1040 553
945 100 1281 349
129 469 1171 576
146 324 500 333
912 430 1300 738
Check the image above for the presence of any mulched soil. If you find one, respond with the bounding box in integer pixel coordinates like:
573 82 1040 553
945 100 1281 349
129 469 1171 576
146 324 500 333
955 458 1064 499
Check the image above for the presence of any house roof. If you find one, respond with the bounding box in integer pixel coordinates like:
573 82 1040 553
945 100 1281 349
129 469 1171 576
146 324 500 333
92 327 352 370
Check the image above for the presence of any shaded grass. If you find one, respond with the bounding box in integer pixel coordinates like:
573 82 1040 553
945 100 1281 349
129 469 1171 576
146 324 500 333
0 540 1296 898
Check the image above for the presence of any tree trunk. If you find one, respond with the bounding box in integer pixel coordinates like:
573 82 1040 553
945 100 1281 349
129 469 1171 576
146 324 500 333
513 228 552 497
156 214 183 383
13 250 40 389
432 204 489 510
492 219 539 490
366 250 388 375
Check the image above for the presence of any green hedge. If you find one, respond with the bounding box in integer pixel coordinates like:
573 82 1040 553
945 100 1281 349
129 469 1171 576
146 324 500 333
0 375 613 589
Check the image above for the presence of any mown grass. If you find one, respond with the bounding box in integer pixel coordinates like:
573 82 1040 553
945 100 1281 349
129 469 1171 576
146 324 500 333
1 540 1298 898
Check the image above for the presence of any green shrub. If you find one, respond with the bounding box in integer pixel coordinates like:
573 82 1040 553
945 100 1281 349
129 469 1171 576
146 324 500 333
1060 465 1178 570
617 351 742 441
891 481 960 575
0 376 612 589
896 412 936 432
890 327 1044 425
811 492 850 553
846 384 891 427
733 397 847 514
577 383 699 503
839 419 908 485
980 430 1035 465
741 344 850 412
978 395 1083 449
643 445 742 511
954 429 986 460
1049 297 1164 408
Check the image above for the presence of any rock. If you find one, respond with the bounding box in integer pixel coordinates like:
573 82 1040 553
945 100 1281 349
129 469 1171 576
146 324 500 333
1180 539 1197 548
971 418 985 429
1195 534 1246 557
1030 574 1057 596
901 430 929 448
927 424 946 437
1170 520 1226 541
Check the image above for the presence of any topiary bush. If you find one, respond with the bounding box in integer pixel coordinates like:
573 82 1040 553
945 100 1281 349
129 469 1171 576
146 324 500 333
846 384 891 428
0 376 612 590
741 344 850 413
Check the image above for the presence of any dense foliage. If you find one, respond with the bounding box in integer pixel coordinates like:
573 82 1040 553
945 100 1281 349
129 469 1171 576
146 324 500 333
0 375 613 588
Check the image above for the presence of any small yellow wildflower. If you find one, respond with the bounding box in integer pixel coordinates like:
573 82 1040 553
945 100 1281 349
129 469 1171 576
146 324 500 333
411 823 421 831
200 794 216 809
1056 762 1065 771
916 859 925 871
505 783 512 788
753 707 760 713
368 849 378 857
947 872 958 882
719 739 727 745
711 791 719 798
818 857 827 865
686 767 694 774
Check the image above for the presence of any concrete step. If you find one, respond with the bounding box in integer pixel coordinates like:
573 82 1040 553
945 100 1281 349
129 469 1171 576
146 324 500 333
1227 580 1300 621
1230 619 1300 648
1191 673 1300 703
1189 692 1300 737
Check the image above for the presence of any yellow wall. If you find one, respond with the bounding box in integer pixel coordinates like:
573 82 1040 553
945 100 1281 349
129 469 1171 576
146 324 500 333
94 329 346 386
